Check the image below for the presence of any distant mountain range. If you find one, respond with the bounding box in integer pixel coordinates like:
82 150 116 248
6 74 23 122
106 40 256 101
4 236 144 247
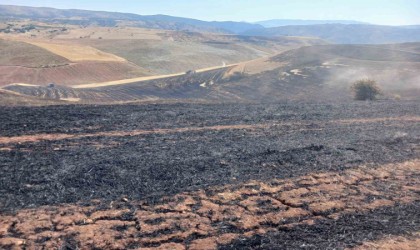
242 24 420 44
1 5 420 44
0 5 262 34
256 19 368 27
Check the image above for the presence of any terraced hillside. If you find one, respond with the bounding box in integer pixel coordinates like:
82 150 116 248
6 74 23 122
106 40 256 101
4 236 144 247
79 33 325 75
0 24 326 87
0 102 419 249
5 43 420 103
0 38 151 87
0 61 152 88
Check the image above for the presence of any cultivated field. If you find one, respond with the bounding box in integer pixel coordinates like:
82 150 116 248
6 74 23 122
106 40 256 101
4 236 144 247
0 101 419 249
25 41 127 62
0 22 326 86
0 37 151 87
4 42 420 103
0 39 69 67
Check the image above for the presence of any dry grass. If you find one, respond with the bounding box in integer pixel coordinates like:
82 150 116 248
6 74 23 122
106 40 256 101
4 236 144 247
224 56 285 78
26 41 126 62
351 232 420 250
54 27 163 40
0 38 69 67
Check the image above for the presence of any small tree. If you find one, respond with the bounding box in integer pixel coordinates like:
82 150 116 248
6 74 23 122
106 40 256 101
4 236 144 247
351 79 382 101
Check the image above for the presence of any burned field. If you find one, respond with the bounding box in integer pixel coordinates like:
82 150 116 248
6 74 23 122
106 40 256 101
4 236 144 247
0 101 419 249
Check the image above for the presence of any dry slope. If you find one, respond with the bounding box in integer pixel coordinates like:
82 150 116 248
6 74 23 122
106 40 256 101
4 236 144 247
0 38 151 87
5 43 420 103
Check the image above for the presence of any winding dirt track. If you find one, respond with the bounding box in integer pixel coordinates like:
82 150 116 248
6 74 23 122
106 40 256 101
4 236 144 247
72 63 238 89
1 160 419 249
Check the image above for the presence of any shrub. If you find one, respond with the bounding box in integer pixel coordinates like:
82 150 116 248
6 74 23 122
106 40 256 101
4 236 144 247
351 79 382 100
393 94 401 101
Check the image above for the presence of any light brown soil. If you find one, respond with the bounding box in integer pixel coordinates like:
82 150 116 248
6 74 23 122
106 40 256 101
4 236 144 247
26 41 126 62
224 55 286 77
0 124 268 145
1 160 418 249
0 38 70 67
351 232 420 250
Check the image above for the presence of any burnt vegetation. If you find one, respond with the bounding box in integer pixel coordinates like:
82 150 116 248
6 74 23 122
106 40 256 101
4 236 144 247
1 102 419 212
351 79 382 101
0 102 419 249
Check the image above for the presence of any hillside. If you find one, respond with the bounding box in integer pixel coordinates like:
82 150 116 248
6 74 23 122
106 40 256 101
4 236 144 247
0 37 153 87
243 24 420 44
0 39 69 67
81 34 325 75
0 24 326 84
5 43 420 103
221 44 420 100
1 5 419 102
367 42 420 54
0 5 262 34
0 89 65 106
1 3 420 250
2 5 420 45
0 61 151 87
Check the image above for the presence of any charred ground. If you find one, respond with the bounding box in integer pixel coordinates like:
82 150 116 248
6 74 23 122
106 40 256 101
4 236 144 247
1 101 419 210
0 101 419 249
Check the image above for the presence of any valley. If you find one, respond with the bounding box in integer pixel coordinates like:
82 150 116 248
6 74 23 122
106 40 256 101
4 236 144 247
0 3 419 250
3 42 420 104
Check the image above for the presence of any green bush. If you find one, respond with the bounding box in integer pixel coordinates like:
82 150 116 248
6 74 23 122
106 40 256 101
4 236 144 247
351 79 382 100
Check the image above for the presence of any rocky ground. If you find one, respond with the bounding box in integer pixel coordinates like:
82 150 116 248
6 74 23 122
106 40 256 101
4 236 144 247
0 101 419 249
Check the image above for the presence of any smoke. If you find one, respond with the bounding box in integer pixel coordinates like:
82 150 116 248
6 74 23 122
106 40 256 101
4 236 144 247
323 63 420 99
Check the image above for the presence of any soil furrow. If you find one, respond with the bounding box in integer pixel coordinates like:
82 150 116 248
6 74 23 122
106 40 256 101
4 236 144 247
0 116 418 145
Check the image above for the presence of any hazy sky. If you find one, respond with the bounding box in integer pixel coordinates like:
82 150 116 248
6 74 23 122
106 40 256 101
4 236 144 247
2 0 420 25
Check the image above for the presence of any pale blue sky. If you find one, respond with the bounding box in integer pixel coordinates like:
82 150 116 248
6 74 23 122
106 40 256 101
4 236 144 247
2 0 420 25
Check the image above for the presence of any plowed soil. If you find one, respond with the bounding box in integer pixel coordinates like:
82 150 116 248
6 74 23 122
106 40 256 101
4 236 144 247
0 61 150 87
0 101 419 249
